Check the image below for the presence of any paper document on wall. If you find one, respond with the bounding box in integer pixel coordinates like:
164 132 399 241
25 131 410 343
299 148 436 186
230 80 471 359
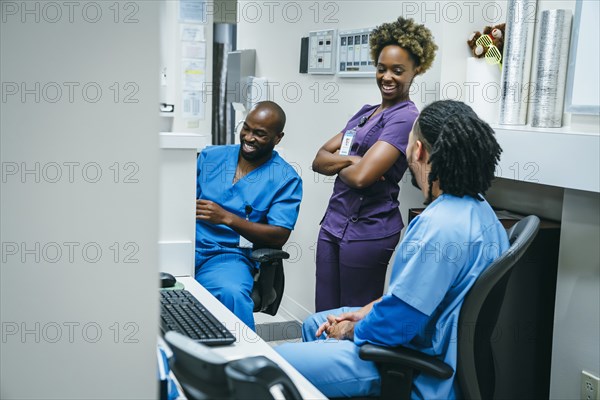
182 91 205 119
181 24 205 42
182 43 206 60
182 59 205 91
179 0 206 23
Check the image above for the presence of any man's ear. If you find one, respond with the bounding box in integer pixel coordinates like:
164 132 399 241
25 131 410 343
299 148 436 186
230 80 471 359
275 131 284 145
414 139 426 161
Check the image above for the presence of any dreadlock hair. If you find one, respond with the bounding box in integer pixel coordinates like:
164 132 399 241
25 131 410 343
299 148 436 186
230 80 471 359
413 100 502 204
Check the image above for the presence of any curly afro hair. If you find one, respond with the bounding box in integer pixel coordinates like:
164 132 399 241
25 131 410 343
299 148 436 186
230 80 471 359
370 16 437 74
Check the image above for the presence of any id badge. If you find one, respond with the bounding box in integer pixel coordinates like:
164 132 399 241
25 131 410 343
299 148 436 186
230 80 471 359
339 129 356 156
239 206 253 248
239 235 253 248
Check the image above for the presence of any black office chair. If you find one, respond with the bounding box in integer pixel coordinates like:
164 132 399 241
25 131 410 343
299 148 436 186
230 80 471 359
250 248 290 316
358 215 541 400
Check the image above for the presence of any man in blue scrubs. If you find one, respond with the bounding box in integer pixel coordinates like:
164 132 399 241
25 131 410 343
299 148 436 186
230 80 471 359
195 101 302 331
276 100 509 399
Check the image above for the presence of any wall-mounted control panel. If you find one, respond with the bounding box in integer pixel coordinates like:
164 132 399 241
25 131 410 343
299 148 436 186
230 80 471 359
337 28 376 78
308 29 337 75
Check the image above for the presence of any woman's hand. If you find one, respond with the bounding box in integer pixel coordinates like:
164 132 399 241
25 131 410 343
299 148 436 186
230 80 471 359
312 133 358 176
332 150 362 167
338 141 400 189
346 155 362 166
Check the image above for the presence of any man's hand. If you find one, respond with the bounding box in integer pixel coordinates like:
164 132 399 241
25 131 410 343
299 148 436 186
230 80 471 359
196 199 291 248
334 309 368 323
315 314 337 337
314 300 381 339
327 320 356 340
196 199 232 225
315 313 360 341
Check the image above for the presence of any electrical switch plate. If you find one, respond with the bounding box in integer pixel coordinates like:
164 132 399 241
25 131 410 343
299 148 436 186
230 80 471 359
582 370 600 400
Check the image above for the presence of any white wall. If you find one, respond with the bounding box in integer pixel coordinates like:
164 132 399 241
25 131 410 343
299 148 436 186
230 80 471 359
237 1 600 398
550 189 600 398
1 2 160 398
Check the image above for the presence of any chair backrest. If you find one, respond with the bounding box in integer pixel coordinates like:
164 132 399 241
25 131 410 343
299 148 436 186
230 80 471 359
457 215 541 400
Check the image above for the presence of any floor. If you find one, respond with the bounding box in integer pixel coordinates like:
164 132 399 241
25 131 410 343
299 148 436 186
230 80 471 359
254 310 303 347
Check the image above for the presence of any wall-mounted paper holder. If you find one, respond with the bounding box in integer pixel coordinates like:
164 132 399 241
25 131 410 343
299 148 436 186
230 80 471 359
160 103 175 113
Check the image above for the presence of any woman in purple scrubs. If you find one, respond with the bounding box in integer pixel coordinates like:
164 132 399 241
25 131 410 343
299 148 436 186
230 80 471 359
312 17 438 311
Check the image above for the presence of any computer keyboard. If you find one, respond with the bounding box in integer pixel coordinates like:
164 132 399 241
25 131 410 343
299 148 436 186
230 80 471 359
160 290 236 346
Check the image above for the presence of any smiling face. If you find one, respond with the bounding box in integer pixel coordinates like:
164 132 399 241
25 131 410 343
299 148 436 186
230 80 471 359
376 45 419 108
239 107 283 163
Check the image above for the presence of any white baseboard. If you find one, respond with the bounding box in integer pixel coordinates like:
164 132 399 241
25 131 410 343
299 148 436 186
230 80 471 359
279 294 312 323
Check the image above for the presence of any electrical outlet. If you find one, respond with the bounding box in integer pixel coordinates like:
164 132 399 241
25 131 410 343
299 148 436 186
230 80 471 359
582 370 600 400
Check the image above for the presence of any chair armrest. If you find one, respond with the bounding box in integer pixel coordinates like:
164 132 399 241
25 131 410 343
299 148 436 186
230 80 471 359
359 344 454 379
250 249 290 263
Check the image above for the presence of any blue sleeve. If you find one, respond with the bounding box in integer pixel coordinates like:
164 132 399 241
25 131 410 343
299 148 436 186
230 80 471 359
266 174 303 230
354 294 429 347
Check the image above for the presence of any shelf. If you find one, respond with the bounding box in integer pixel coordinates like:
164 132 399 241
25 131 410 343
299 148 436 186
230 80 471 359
159 132 211 150
492 126 599 193
491 124 599 137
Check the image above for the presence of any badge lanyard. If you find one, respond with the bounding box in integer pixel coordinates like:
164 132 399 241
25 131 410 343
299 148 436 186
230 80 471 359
239 204 253 248
339 116 368 156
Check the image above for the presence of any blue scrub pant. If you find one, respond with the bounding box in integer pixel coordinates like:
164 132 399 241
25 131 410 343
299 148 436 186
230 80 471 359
275 307 381 398
195 250 256 331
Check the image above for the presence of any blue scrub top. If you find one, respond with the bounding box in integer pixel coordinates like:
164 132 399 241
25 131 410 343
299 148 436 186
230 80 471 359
363 194 509 399
195 145 302 257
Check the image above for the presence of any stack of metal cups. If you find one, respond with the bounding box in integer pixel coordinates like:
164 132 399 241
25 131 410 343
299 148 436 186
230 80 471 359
499 0 538 125
530 10 572 128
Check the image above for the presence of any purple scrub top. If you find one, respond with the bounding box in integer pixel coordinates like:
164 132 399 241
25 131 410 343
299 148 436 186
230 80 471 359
320 101 419 241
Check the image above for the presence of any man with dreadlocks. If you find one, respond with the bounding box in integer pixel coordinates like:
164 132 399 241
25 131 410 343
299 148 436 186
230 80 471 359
277 100 510 399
